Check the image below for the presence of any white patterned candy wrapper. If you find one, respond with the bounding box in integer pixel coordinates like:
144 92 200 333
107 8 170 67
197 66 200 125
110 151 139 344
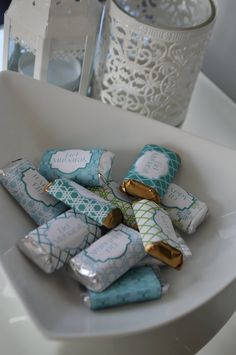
39 148 114 187
161 183 209 234
0 159 67 225
89 180 137 229
69 223 146 292
45 178 123 229
132 199 184 269
18 209 104 273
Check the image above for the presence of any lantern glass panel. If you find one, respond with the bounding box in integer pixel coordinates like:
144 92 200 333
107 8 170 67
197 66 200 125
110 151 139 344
47 43 86 92
7 38 35 75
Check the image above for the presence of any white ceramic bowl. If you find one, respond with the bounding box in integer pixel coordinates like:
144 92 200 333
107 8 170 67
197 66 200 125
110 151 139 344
0 71 236 342
18 52 81 91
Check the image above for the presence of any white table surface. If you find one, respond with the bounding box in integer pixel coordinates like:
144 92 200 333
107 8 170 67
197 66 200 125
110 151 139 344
1 28 236 355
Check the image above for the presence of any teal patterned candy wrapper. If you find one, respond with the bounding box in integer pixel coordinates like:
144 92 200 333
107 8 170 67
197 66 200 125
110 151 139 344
132 199 185 269
39 148 114 186
84 266 162 310
69 223 146 292
0 159 67 225
121 144 181 204
45 178 123 229
161 183 209 234
18 209 104 273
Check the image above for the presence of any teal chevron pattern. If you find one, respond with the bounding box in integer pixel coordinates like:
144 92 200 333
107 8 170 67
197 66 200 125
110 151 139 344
46 178 116 226
123 144 181 199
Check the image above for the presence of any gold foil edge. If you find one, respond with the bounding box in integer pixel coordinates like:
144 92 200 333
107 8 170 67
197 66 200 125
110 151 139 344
120 180 160 204
103 208 123 229
145 242 183 269
44 182 53 193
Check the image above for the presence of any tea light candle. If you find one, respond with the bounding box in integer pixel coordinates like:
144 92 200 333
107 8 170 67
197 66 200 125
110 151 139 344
18 52 81 91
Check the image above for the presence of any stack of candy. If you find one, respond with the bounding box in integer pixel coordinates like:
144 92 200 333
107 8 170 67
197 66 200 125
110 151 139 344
0 145 208 310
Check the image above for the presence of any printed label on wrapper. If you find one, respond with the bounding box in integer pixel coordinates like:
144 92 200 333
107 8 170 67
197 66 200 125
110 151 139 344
49 150 92 173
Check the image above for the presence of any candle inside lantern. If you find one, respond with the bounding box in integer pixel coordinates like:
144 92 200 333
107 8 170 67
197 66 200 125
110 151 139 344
18 52 81 92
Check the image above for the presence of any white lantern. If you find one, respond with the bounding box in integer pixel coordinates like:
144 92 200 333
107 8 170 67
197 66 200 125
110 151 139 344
3 0 103 94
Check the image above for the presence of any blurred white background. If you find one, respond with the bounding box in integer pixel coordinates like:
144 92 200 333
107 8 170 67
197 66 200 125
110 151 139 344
202 0 236 103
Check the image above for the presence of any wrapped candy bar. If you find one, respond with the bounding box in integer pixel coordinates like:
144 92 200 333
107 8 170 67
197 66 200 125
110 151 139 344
89 180 137 229
39 148 114 186
83 266 163 310
18 209 104 273
120 144 181 204
161 183 209 234
70 223 146 292
45 178 123 229
0 159 67 225
132 199 184 269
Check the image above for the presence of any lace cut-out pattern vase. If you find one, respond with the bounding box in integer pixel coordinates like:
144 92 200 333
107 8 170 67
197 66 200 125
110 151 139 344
91 0 216 126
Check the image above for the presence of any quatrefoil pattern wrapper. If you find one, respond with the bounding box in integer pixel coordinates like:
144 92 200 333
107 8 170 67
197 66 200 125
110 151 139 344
70 224 146 292
18 209 104 274
45 178 122 228
39 148 115 187
86 266 162 310
121 144 181 203
132 199 184 269
0 159 67 225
